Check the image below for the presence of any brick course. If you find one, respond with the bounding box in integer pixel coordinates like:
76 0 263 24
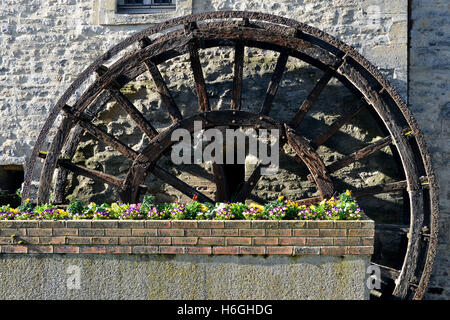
0 220 374 256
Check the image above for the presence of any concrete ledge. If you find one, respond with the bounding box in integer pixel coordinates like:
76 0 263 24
0 254 371 299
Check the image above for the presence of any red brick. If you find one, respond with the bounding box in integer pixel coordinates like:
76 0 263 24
54 246 79 254
320 246 347 255
16 237 40 245
213 246 239 255
39 236 66 245
132 229 157 237
253 237 278 245
251 221 279 229
39 221 65 228
117 221 145 229
197 221 224 228
279 221 306 229
266 229 291 237
0 237 12 244
27 229 52 237
239 246 265 255
160 246 185 254
28 245 53 253
226 237 251 246
79 228 104 237
92 221 118 228
92 237 119 245
132 246 159 254
146 237 171 245
53 228 78 236
361 237 374 246
360 221 375 229
334 237 361 246
106 246 132 254
279 237 306 246
348 229 375 237
198 237 224 246
1 245 28 253
334 221 361 229
224 221 251 229
105 229 131 236
211 229 238 237
187 246 212 255
293 246 320 255
319 229 347 237
172 237 198 245
172 221 197 229
348 246 374 255
119 237 145 245
158 229 184 237
66 237 91 245
145 221 171 229
293 229 319 237
185 229 211 237
267 246 293 255
307 238 333 246
80 246 106 254
239 229 264 237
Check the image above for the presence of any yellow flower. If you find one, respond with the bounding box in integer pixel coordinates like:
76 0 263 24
26 198 30 203
13 209 19 214
201 205 209 212
249 203 264 212
278 195 285 201
345 190 351 196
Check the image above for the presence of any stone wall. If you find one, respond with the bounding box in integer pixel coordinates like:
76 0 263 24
0 0 447 299
409 0 449 300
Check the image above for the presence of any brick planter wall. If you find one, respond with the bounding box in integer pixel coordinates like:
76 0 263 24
0 219 374 256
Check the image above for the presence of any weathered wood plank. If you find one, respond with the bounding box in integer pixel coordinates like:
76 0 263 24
152 165 214 203
311 100 367 148
62 105 139 161
289 69 334 128
231 41 244 110
327 135 393 173
212 163 230 202
108 87 158 139
285 124 334 198
260 51 289 115
233 164 262 202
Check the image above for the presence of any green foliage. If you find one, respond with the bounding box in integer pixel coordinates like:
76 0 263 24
67 199 85 215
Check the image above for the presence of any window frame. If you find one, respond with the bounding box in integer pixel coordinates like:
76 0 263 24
95 0 192 26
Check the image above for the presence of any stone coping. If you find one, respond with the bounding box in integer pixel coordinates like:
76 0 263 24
0 219 374 256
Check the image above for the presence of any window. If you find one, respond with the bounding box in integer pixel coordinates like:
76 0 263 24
117 0 175 14
95 0 191 26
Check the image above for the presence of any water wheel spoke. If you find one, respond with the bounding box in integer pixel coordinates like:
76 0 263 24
185 22 210 112
285 124 334 198
327 135 393 174
371 262 401 282
233 164 262 203
140 36 183 123
212 163 230 202
289 69 334 128
151 165 214 203
62 105 139 161
108 87 158 139
231 41 244 110
311 99 368 148
39 151 123 189
260 51 289 115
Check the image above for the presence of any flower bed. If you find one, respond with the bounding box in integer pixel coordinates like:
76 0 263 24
1 191 362 221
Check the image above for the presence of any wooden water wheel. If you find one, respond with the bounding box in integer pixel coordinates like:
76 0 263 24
22 11 439 300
